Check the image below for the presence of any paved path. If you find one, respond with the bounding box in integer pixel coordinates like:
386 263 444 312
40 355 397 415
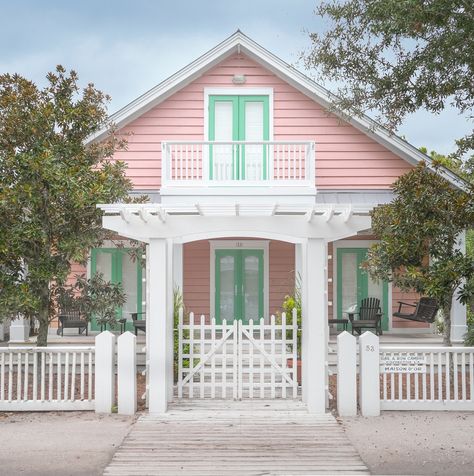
104 400 369 475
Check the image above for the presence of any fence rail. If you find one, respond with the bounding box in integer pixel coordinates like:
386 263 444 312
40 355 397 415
380 345 474 411
0 346 95 411
162 141 315 186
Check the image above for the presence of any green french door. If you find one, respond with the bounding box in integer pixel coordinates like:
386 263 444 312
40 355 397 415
90 248 144 331
215 249 264 323
209 95 270 180
336 248 389 331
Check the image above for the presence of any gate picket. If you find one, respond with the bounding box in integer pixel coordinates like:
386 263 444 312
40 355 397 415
177 308 299 400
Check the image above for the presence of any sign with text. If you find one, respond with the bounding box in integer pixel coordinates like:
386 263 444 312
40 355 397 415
380 352 426 374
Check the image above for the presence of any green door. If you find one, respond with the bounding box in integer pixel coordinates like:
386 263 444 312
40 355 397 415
209 95 269 180
336 248 389 331
90 248 143 331
215 249 264 323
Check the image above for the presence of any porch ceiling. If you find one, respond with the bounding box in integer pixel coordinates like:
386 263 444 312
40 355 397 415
98 202 372 244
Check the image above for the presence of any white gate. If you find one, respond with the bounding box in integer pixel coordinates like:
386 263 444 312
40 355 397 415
177 309 299 399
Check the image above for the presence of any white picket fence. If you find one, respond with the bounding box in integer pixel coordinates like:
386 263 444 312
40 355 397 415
380 346 474 411
0 331 137 413
0 346 95 411
177 309 299 400
336 331 474 416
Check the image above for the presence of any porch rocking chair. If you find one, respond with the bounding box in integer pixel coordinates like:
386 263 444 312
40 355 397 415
348 297 383 336
57 307 88 336
393 297 438 323
131 312 146 335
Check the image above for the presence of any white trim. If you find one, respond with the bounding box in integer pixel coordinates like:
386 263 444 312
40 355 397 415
203 87 274 142
332 239 393 332
87 31 464 189
209 240 269 321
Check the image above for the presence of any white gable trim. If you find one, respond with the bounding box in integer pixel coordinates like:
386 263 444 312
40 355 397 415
88 31 464 189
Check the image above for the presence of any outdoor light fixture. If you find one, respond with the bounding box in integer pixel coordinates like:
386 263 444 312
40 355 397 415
232 74 246 84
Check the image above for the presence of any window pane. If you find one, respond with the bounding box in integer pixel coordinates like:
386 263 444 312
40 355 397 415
243 255 260 321
244 101 264 180
95 252 112 281
213 101 234 180
219 255 235 321
341 252 358 315
121 253 138 321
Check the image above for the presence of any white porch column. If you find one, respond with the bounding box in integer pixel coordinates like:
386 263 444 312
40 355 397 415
452 231 467 343
173 243 183 291
301 238 328 414
166 239 175 403
148 238 172 413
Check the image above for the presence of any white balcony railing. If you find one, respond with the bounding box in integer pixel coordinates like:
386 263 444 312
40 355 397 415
161 141 315 187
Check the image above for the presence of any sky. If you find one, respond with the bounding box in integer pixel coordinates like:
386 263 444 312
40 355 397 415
0 0 470 155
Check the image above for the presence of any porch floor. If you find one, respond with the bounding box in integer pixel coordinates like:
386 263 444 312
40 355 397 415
103 400 369 476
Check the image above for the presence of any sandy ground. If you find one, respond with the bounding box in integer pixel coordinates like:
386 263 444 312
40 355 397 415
341 411 474 475
0 411 135 476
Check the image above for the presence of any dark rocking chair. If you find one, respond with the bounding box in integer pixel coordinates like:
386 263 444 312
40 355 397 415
348 297 383 336
57 307 88 336
393 297 438 323
131 312 146 335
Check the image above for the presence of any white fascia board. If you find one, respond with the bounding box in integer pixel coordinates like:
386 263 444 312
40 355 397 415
88 30 465 189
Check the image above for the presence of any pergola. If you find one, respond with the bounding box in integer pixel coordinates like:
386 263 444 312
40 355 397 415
99 202 372 414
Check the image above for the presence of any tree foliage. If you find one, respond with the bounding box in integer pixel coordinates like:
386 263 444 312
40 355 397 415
364 163 474 344
56 273 126 328
0 66 132 345
304 0 474 159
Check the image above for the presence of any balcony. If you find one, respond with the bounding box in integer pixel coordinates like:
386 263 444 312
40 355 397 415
161 141 315 196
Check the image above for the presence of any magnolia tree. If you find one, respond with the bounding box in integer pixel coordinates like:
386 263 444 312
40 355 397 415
364 164 474 345
0 67 132 346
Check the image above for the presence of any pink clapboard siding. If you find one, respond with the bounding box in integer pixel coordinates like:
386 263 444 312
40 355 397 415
114 53 413 190
183 239 294 319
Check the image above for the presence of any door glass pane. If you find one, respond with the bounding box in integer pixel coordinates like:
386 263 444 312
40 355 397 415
367 273 383 306
243 255 260 321
121 253 138 321
244 101 264 180
95 252 112 281
213 101 234 180
341 252 358 316
219 255 235 321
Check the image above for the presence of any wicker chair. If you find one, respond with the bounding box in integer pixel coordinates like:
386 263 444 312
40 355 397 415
348 297 383 336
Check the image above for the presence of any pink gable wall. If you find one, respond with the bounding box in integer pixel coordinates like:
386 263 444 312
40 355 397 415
114 53 413 190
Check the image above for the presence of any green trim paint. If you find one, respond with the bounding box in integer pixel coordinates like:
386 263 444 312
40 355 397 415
90 248 143 331
336 248 389 331
208 95 269 180
215 249 264 323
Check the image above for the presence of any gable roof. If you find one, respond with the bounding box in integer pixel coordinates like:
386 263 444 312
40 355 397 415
88 30 464 189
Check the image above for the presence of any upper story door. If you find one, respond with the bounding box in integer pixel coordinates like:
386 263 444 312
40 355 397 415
208 95 269 180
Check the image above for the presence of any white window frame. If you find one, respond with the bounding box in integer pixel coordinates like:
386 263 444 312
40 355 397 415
210 239 269 321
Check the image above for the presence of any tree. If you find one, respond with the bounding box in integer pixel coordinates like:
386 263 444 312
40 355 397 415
364 163 474 344
0 66 132 346
304 1 474 159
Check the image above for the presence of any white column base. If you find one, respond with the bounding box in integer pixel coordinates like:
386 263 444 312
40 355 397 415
451 324 468 344
9 316 30 343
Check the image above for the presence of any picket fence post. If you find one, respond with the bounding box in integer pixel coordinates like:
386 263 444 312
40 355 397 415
118 331 137 415
337 331 357 416
359 331 380 416
95 331 116 413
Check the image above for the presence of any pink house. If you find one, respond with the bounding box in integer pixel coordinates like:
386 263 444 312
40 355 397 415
88 32 466 413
